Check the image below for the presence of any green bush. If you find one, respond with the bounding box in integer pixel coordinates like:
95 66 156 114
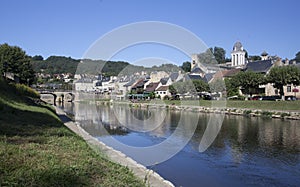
280 113 290 118
261 111 273 118
243 110 252 115
163 95 170 100
13 83 40 98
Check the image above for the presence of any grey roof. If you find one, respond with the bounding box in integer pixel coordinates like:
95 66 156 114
102 77 110 82
169 72 179 81
245 59 273 73
293 63 300 70
204 73 214 82
261 51 268 56
119 77 131 83
288 60 300 65
124 79 136 87
190 67 204 74
186 74 208 82
233 41 243 51
160 78 169 85
75 78 94 83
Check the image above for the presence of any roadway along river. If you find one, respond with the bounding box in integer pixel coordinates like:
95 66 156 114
60 102 300 187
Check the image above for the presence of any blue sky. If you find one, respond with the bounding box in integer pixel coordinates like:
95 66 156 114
0 0 299 65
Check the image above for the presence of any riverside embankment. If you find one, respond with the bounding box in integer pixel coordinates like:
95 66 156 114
55 107 174 187
0 80 147 186
93 100 300 120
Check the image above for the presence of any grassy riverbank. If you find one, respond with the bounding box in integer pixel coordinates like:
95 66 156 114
127 99 300 112
172 100 300 111
0 80 144 186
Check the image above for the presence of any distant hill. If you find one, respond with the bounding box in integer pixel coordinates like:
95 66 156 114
31 56 80 75
31 56 181 76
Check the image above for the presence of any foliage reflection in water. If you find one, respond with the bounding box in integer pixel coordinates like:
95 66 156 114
61 102 300 187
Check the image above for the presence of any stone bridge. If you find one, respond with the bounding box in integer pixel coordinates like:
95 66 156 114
38 90 75 105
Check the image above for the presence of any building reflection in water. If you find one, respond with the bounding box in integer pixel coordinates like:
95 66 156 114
62 102 300 164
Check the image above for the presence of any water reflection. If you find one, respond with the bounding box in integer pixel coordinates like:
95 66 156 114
62 102 300 187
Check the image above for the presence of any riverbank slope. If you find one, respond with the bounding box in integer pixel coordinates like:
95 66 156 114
0 80 144 186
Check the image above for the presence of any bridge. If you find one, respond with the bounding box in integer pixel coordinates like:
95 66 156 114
38 90 75 105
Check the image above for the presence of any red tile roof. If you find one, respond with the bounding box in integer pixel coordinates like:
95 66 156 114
213 69 241 80
145 82 160 92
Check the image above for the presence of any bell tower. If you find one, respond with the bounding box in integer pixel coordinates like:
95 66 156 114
231 41 246 67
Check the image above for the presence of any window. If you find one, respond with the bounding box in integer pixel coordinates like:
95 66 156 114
287 86 291 92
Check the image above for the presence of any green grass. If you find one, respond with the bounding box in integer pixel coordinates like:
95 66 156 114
0 80 144 187
159 99 300 111
225 100 300 111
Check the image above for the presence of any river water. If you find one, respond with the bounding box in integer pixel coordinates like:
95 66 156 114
61 102 300 187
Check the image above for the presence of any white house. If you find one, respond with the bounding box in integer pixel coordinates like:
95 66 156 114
155 86 171 99
74 79 94 92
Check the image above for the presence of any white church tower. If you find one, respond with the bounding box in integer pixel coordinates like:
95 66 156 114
191 54 198 70
231 41 246 67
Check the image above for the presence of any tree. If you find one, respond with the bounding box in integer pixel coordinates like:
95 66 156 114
249 55 262 62
192 80 209 93
197 49 216 64
149 92 156 99
169 85 177 95
0 43 19 77
224 78 239 97
212 47 226 64
244 49 249 59
196 47 226 64
234 71 265 98
19 60 36 85
32 55 44 61
171 81 187 94
0 43 35 85
267 66 300 99
171 81 195 95
209 78 226 93
180 61 191 72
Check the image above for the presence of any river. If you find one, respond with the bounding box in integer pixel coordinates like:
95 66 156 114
60 102 300 187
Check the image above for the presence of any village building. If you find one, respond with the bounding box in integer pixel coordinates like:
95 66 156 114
155 86 171 99
74 78 94 92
